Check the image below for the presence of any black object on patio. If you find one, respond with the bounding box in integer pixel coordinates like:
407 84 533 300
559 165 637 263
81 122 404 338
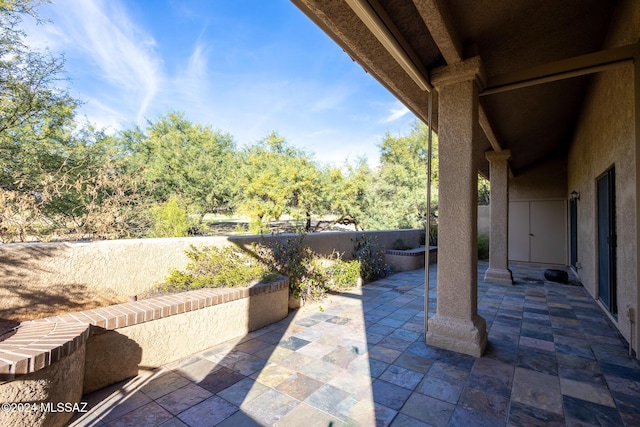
544 268 569 284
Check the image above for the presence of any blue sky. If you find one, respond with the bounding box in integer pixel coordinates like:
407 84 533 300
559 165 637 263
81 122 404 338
24 0 416 166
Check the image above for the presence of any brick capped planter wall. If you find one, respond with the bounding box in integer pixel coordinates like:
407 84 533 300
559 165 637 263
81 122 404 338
385 246 438 271
0 279 288 427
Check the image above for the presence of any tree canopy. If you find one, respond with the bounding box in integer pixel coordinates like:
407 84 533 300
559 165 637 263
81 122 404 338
1 0 497 242
124 111 238 216
0 0 148 241
361 121 438 230
237 132 330 233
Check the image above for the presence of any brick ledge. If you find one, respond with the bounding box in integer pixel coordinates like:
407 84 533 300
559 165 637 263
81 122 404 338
385 245 428 256
0 278 288 381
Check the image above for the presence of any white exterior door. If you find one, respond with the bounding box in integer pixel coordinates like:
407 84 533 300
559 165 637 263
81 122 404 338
509 201 530 262
509 200 567 264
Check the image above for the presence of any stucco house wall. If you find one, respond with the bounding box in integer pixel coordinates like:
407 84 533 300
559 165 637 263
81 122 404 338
509 155 567 201
567 0 639 349
477 206 490 236
507 156 569 265
504 0 639 352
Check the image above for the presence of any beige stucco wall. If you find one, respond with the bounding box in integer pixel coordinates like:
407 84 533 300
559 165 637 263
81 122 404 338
509 155 568 201
0 344 85 427
83 288 288 393
385 247 426 271
0 230 421 298
477 206 490 236
567 0 639 349
0 236 233 298
230 229 423 261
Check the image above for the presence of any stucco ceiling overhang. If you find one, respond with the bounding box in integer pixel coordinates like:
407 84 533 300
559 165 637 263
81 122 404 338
292 0 619 178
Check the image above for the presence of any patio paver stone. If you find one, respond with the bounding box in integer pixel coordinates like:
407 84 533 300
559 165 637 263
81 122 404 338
70 261 640 426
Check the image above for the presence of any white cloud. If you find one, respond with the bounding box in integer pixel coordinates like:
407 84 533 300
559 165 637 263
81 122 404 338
78 98 131 131
305 129 335 138
380 103 410 123
186 44 208 82
165 41 212 114
311 86 351 112
19 1 410 168
34 0 163 123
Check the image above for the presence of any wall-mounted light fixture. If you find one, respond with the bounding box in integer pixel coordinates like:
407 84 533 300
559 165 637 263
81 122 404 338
571 190 580 201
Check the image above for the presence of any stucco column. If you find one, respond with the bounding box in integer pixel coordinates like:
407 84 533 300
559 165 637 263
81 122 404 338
426 57 487 357
484 150 514 285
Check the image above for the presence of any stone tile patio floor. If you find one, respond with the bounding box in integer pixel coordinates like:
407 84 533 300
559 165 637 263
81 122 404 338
70 261 640 426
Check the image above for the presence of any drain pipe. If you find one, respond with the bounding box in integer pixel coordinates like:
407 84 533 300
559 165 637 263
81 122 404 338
631 319 635 357
631 316 635 358
425 91 433 334
628 306 636 357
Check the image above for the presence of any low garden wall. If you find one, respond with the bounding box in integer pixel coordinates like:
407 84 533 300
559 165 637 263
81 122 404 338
0 279 288 427
0 229 423 297
385 246 438 271
478 205 490 236
0 229 424 426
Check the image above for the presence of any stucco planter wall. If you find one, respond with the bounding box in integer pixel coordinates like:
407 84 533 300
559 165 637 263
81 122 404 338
0 229 423 299
0 279 288 426
0 342 85 427
385 246 437 271
83 283 288 393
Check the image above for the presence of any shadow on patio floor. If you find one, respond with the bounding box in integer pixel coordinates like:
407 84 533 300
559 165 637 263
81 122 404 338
70 261 640 426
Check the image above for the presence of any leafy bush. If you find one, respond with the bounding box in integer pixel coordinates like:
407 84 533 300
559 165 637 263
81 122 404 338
392 238 414 251
254 234 310 294
428 223 438 246
254 235 363 301
155 235 363 303
234 223 248 235
248 217 269 235
352 235 388 282
478 233 490 260
149 196 191 238
324 256 361 291
155 245 277 293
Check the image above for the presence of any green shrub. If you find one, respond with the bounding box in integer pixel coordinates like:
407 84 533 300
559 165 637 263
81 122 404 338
248 217 269 235
392 238 413 251
254 234 321 300
299 254 360 297
299 256 331 300
149 196 190 238
478 233 490 260
352 235 388 282
155 245 277 293
254 235 362 302
254 234 310 292
419 230 426 246
234 223 248 235
325 256 361 291
154 234 365 303
428 223 438 246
